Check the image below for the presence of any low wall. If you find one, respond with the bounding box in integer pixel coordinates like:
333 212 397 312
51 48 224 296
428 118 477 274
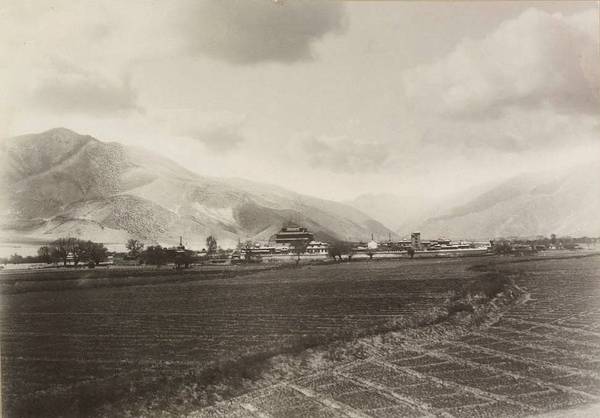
260 249 490 263
261 254 329 263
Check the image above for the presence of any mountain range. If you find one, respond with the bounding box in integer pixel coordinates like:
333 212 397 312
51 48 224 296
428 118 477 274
1 128 598 249
0 128 395 249
348 163 600 240
417 163 600 239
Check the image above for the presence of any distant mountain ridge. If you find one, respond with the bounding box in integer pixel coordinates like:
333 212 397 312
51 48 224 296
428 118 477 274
417 163 600 240
346 163 600 241
0 128 395 248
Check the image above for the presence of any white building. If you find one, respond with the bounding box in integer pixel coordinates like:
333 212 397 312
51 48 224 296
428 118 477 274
305 240 329 254
367 240 379 250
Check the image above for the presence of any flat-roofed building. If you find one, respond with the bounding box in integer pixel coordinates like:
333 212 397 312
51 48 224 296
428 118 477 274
306 240 329 254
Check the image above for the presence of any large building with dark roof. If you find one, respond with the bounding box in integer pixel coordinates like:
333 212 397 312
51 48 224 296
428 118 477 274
273 224 314 246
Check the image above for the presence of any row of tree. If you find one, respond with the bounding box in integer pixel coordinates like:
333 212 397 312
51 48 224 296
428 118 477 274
125 236 221 269
37 238 108 267
126 236 220 257
491 234 593 254
139 245 196 269
0 253 46 265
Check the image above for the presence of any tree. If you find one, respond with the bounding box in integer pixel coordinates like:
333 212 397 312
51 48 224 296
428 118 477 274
126 239 144 258
493 241 512 255
328 243 343 261
52 238 71 266
143 245 166 267
37 246 53 264
50 246 61 266
70 238 85 266
82 241 108 265
47 238 106 267
8 253 24 264
347 249 355 261
290 240 309 266
172 249 194 269
206 236 218 257
328 241 353 262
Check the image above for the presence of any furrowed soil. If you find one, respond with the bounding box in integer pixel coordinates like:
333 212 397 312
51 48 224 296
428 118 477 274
1 255 599 417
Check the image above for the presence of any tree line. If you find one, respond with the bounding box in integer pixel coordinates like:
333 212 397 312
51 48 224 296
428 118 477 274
36 238 108 267
1 235 223 268
491 234 596 254
125 236 221 268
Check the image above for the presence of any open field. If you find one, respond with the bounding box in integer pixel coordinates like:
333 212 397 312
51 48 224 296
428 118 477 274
0 263 284 294
1 255 599 417
1 257 488 416
198 255 600 418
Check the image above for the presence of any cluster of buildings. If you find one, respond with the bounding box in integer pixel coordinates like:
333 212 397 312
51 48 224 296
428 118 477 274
233 225 330 262
230 225 491 263
370 232 489 252
19 224 592 269
111 227 592 267
141 226 591 266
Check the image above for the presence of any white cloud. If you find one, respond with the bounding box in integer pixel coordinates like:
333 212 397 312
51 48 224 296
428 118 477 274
403 8 600 119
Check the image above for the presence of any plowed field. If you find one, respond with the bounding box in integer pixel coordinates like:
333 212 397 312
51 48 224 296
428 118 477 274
197 256 600 417
2 255 599 417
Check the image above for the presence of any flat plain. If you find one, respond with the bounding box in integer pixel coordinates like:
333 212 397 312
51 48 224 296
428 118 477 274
1 255 599 417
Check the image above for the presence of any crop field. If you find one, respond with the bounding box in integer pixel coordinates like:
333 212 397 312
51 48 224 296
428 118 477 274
198 255 600 417
2 255 599 417
1 258 486 416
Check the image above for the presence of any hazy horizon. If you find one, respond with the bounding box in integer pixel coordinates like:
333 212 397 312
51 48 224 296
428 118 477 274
2 1 599 203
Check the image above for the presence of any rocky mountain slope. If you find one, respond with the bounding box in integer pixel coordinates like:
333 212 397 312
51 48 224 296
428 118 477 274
0 128 394 248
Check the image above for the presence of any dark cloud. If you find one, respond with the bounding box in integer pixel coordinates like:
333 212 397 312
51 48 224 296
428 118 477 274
31 71 139 116
302 137 389 173
179 0 346 64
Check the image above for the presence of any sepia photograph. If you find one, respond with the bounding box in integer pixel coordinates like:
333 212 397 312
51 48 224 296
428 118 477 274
1 0 599 417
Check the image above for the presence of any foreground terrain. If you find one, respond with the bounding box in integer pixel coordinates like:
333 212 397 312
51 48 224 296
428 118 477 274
198 256 600 417
1 255 599 417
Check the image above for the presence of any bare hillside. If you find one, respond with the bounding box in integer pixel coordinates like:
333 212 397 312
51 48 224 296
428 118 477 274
0 128 394 247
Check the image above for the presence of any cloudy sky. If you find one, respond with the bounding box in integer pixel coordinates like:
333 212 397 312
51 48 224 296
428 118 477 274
1 0 599 201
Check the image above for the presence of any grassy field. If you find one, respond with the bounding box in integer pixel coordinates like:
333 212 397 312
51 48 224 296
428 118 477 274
1 255 596 417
